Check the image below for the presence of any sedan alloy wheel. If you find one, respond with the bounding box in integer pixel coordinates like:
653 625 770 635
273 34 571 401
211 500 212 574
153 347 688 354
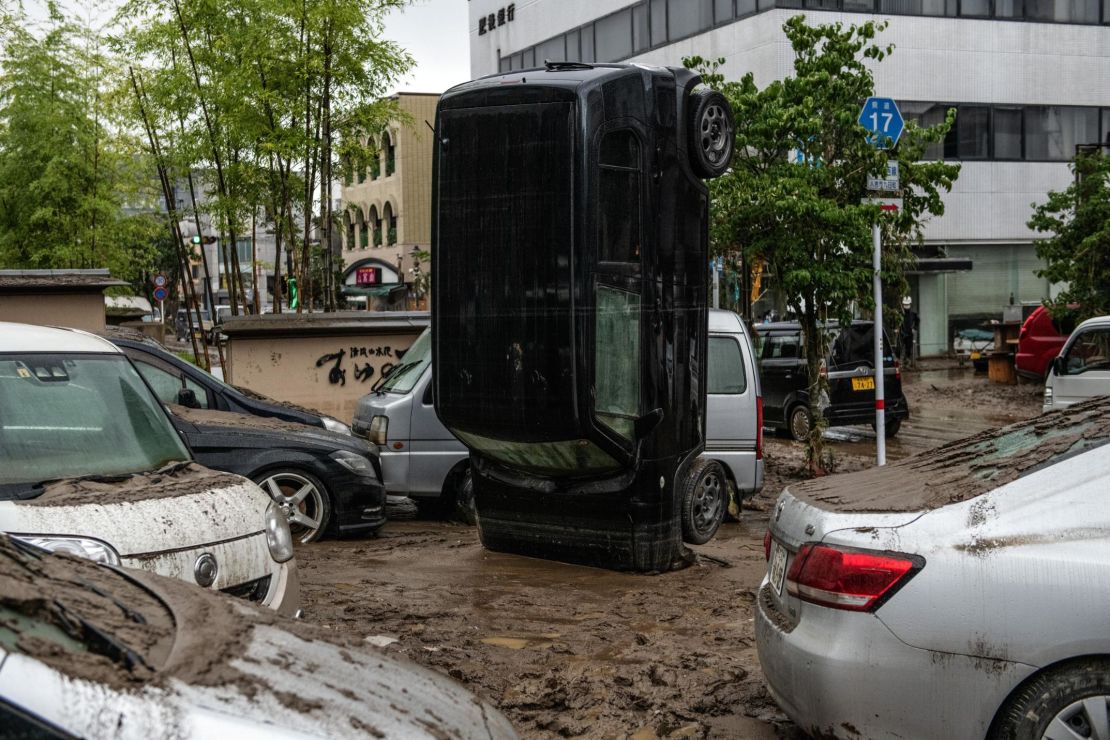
256 469 332 544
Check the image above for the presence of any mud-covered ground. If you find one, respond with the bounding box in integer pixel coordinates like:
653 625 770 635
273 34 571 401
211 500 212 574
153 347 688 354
297 362 1042 739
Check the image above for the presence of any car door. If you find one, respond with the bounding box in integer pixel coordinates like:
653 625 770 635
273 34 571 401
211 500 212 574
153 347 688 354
758 331 802 425
1053 323 1110 407
127 353 213 409
407 368 468 498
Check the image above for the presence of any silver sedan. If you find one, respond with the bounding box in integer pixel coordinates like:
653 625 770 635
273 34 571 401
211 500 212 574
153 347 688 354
755 397 1110 739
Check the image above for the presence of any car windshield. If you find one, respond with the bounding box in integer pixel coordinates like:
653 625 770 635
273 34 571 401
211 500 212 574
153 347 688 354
378 328 430 394
0 353 191 491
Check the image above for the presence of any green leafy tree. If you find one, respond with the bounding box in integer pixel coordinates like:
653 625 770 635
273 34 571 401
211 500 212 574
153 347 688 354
688 17 959 474
1028 150 1110 320
115 0 412 312
0 4 170 291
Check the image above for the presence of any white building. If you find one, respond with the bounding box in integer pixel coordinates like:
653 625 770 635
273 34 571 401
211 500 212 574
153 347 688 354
467 0 1110 356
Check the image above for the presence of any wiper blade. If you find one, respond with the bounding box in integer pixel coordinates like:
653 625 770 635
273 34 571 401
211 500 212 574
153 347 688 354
371 361 417 392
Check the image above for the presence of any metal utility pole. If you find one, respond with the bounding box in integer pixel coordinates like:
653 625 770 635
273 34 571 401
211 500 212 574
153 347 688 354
872 223 886 465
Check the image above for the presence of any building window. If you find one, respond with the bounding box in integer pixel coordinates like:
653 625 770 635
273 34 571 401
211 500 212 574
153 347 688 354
595 8 632 62
383 133 395 177
650 0 667 44
1025 106 1100 160
633 4 649 52
994 107 1024 159
536 35 565 62
668 0 714 38
581 24 595 62
715 0 735 21
1027 0 1099 22
566 29 580 60
959 0 991 17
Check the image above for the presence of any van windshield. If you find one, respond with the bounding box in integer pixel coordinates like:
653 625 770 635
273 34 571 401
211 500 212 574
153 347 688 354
378 329 431 394
0 353 191 490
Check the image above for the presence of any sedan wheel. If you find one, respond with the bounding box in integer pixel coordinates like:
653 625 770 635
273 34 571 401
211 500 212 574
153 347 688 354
681 459 727 545
255 469 332 544
989 660 1110 740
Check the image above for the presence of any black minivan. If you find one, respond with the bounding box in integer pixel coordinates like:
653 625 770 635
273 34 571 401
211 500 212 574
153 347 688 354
754 321 909 441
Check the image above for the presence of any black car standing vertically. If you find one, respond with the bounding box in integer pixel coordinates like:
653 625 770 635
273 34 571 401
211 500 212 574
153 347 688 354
432 62 735 571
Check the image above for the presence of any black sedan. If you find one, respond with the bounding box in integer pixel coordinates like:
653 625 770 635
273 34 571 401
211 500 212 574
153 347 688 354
103 327 352 435
169 405 385 543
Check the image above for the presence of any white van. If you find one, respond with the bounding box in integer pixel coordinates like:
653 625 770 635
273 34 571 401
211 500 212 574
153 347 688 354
353 309 763 541
1043 315 1110 412
0 322 299 615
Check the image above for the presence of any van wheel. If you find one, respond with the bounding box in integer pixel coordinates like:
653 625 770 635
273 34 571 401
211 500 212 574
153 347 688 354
255 469 332 544
454 468 477 526
872 418 902 438
681 459 727 545
788 404 812 442
688 89 735 179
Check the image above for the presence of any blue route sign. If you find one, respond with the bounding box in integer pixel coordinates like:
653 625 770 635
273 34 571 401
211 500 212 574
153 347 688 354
859 97 904 150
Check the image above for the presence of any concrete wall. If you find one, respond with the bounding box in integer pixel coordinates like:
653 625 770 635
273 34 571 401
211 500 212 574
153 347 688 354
0 294 105 333
223 312 428 424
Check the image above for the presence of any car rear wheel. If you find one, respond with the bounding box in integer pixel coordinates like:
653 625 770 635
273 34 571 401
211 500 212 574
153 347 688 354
681 459 727 545
788 404 812 442
254 469 332 544
871 418 902 438
688 89 735 179
989 659 1110 740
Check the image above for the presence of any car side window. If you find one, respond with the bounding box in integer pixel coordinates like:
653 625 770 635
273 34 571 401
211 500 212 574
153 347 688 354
761 334 799 360
133 359 210 409
708 337 747 394
1064 328 1110 374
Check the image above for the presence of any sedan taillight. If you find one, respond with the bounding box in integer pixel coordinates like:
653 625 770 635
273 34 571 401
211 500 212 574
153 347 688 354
785 544 921 612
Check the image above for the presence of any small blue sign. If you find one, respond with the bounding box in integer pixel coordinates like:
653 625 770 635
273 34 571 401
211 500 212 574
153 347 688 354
153 286 168 301
859 97 904 150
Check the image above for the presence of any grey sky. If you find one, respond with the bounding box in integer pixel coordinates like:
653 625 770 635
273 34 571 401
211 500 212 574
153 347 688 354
23 0 471 95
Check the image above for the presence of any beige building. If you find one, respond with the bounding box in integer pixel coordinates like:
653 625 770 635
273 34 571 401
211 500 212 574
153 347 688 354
340 93 439 309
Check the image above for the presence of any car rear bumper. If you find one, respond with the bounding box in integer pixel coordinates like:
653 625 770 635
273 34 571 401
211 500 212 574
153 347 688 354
704 449 763 496
755 581 1027 739
824 397 909 427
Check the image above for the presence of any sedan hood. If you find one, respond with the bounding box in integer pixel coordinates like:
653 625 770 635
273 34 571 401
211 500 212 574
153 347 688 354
171 406 372 457
0 463 269 556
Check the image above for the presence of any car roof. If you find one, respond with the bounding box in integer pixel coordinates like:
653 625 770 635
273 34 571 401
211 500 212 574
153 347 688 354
1075 315 1110 330
0 321 120 354
708 309 745 334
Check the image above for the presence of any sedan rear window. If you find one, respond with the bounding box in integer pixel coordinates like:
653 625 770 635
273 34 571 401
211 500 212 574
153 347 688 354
0 354 191 489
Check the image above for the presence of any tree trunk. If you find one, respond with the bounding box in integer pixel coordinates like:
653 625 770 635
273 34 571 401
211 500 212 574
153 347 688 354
801 289 827 477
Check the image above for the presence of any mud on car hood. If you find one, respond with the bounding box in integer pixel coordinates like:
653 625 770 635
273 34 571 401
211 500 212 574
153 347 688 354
0 538 516 739
0 463 270 557
171 406 373 457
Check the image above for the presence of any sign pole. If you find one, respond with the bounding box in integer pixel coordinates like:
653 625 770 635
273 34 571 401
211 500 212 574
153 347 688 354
872 222 886 466
859 96 902 468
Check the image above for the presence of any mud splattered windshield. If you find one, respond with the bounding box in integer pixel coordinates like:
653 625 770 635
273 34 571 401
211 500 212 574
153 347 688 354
0 353 191 491
377 328 430 394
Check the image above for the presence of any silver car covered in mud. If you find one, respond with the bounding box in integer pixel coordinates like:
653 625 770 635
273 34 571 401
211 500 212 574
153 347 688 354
756 397 1110 739
0 322 299 615
0 535 516 739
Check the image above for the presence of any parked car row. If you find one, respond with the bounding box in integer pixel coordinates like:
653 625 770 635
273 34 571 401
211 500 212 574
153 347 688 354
0 320 516 738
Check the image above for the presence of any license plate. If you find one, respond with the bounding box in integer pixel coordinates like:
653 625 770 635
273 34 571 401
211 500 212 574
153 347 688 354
768 541 788 596
851 376 875 391
970 351 981 360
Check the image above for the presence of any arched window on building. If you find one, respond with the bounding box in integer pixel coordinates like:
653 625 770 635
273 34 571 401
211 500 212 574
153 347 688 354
383 132 396 177
368 204 381 247
354 206 368 249
383 202 397 245
343 208 355 250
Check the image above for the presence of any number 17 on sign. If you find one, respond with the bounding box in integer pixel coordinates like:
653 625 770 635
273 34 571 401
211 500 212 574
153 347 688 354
859 97 904 150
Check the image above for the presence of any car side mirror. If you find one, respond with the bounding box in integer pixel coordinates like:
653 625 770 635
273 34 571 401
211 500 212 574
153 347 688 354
634 408 664 439
176 387 201 409
1052 355 1067 377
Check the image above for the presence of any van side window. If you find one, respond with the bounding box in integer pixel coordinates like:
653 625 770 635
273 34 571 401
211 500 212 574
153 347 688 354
598 130 640 264
1064 328 1110 374
708 337 746 394
761 334 799 360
